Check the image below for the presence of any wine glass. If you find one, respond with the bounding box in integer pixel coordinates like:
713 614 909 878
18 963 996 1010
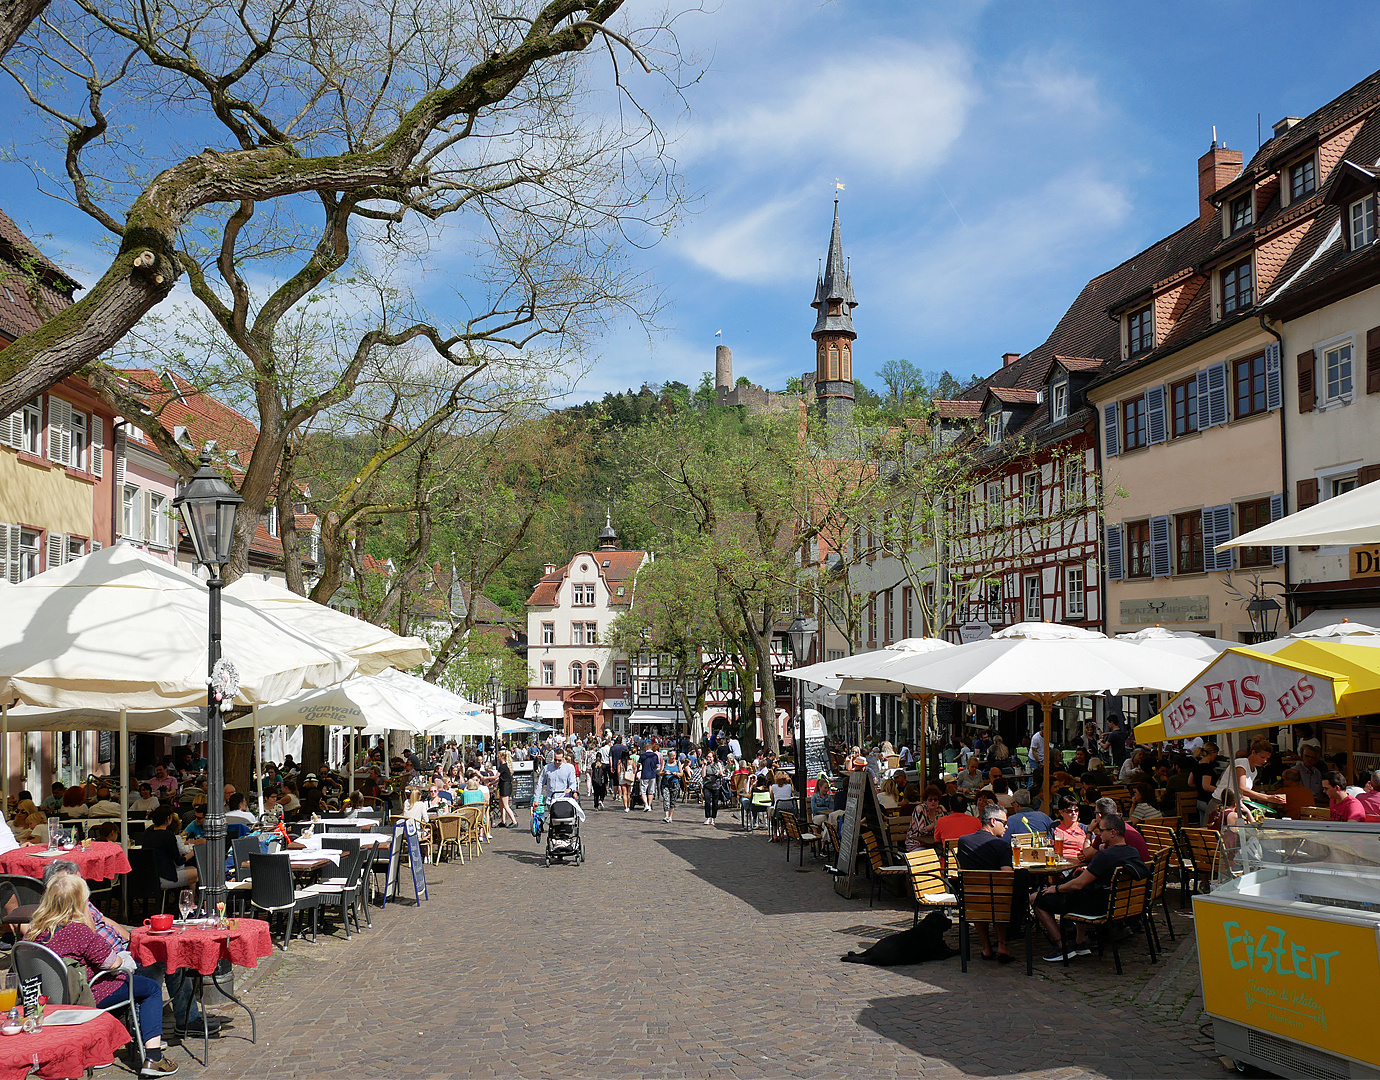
178 889 195 932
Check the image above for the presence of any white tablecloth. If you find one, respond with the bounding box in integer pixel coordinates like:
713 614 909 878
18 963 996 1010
315 832 389 848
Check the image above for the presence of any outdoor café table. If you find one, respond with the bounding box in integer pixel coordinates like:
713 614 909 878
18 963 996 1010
130 917 271 1064
1020 860 1080 877
0 843 131 881
0 1007 131 1079
314 832 389 848
310 818 375 831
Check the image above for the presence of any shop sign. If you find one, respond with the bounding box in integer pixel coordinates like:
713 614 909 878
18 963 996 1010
1349 545 1380 579
1120 595 1209 624
1161 651 1336 738
959 621 991 643
601 698 629 711
1196 899 1380 1068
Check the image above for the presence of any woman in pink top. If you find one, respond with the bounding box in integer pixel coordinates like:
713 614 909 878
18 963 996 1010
1052 796 1087 858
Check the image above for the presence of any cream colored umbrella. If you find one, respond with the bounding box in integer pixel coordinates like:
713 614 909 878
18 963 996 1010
1219 480 1380 549
0 545 358 709
224 575 432 676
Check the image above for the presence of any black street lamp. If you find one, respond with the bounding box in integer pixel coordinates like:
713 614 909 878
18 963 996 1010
1246 595 1283 641
173 452 243 916
786 616 817 822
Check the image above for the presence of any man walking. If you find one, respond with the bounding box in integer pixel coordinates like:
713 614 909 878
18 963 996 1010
639 743 661 813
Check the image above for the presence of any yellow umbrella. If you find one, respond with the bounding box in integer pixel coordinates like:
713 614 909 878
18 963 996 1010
1136 639 1380 743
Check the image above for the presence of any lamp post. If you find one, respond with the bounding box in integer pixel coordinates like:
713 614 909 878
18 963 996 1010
786 616 817 820
173 452 243 917
489 673 500 755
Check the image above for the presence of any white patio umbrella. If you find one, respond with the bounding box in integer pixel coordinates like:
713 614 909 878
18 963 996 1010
224 575 432 676
1117 625 1234 664
864 622 1207 811
1220 479 1380 549
0 545 358 710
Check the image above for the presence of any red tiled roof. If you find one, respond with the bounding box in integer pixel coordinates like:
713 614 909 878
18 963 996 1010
0 209 80 343
1049 356 1105 372
931 399 982 418
526 548 648 608
986 387 1040 405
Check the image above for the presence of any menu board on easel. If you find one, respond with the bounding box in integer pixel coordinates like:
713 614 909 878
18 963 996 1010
832 770 894 900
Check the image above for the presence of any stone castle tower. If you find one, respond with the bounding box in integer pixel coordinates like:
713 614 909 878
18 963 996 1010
810 199 857 428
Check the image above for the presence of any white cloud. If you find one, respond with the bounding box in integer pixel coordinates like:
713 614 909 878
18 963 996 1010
675 41 974 179
675 190 817 285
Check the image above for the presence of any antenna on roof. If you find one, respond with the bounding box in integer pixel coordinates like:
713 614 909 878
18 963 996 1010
1212 124 1218 148
1257 112 1262 149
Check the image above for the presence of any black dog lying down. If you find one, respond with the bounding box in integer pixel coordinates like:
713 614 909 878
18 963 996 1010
840 911 958 966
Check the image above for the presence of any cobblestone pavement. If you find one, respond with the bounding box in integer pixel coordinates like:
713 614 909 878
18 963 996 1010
179 810 1223 1080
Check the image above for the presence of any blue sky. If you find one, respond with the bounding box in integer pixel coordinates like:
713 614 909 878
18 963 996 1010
4 1 1380 406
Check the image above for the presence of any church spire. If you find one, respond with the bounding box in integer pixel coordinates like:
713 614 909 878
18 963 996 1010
811 198 858 335
809 197 856 428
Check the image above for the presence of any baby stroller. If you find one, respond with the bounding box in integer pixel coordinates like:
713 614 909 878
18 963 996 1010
542 796 585 867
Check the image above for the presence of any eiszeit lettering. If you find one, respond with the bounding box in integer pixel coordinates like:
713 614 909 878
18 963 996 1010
1224 921 1340 986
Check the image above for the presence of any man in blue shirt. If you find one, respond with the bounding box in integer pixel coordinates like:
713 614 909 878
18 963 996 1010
638 747 660 812
537 747 582 820
1003 789 1054 840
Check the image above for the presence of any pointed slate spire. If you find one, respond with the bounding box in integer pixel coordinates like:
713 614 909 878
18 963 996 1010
811 198 858 335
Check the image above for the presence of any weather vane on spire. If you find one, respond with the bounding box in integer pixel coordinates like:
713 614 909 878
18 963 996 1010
834 178 845 203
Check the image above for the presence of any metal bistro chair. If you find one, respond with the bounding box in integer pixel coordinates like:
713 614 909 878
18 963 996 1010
13 940 143 1069
302 848 366 939
956 869 1033 976
247 853 319 950
124 848 178 920
432 815 464 865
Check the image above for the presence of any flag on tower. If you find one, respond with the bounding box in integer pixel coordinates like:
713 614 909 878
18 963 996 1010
714 330 722 339
834 179 845 191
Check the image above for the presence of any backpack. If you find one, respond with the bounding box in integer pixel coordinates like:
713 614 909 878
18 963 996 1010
64 958 98 1008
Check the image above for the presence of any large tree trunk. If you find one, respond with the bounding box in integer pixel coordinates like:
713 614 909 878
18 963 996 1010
0 0 45 59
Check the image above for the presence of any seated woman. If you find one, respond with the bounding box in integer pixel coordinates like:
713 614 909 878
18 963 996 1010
145 806 197 894
810 776 843 829
768 772 794 841
10 800 47 845
28 873 176 1076
460 778 486 805
748 772 772 829
1052 795 1087 856
1128 783 1163 822
904 786 944 851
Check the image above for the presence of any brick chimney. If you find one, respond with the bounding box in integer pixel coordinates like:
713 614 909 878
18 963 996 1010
1002 352 1021 368
1198 142 1243 226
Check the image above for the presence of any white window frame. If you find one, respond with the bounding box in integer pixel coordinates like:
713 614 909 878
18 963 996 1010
1064 456 1084 497
541 662 554 686
569 663 583 686
1021 471 1039 515
1350 195 1377 249
121 485 142 542
586 622 597 644
585 662 598 685
985 411 1001 446
541 622 554 646
68 409 86 472
1051 380 1069 422
1065 565 1085 619
18 528 39 580
571 623 584 646
65 536 85 563
20 398 41 454
614 662 628 687
147 491 171 548
266 504 279 538
1318 335 1355 407
1023 574 1041 622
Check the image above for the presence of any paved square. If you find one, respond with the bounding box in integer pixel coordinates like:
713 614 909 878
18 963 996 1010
181 811 1221 1079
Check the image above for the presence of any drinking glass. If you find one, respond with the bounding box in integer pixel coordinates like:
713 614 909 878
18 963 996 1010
178 889 195 931
0 973 17 1013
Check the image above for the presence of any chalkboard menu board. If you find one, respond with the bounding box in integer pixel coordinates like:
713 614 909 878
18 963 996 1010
511 761 536 807
804 737 829 786
832 770 893 900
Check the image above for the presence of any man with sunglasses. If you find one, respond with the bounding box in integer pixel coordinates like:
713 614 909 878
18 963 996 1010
1032 812 1146 962
956 803 1019 964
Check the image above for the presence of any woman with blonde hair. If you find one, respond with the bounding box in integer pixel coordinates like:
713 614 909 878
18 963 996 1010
28 874 175 1075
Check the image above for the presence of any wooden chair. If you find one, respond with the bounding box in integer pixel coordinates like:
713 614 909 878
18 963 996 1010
1137 823 1187 902
1175 790 1199 825
1179 827 1225 897
1155 816 1180 831
1301 806 1332 820
779 811 822 867
455 807 484 861
820 821 841 864
942 836 963 873
886 813 910 852
433 814 464 865
1101 787 1132 815
1011 833 1038 850
956 869 1032 975
859 828 908 907
904 849 955 927
1145 846 1176 949
1056 866 1156 975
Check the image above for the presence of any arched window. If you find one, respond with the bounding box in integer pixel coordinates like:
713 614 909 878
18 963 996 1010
841 341 851 380
828 344 839 381
586 662 599 685
569 663 583 685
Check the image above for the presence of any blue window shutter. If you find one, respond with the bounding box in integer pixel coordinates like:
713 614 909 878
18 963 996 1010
1105 523 1124 581
1103 404 1120 457
1146 385 1167 445
1206 362 1229 426
1270 492 1285 565
1203 503 1233 572
1150 515 1172 577
1265 342 1282 411
1196 369 1211 426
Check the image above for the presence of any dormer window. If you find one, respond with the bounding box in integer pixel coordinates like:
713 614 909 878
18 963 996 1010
1051 380 1069 422
985 411 1001 446
1128 306 1153 356
1289 156 1316 201
1229 193 1253 232
1221 258 1253 316
1349 195 1377 249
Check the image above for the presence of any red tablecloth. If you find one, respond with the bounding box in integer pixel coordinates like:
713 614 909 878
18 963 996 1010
129 918 273 975
0 843 131 882
0 1009 130 1080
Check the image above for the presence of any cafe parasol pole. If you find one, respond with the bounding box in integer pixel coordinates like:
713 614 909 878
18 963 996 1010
1031 692 1060 815
119 706 128 854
